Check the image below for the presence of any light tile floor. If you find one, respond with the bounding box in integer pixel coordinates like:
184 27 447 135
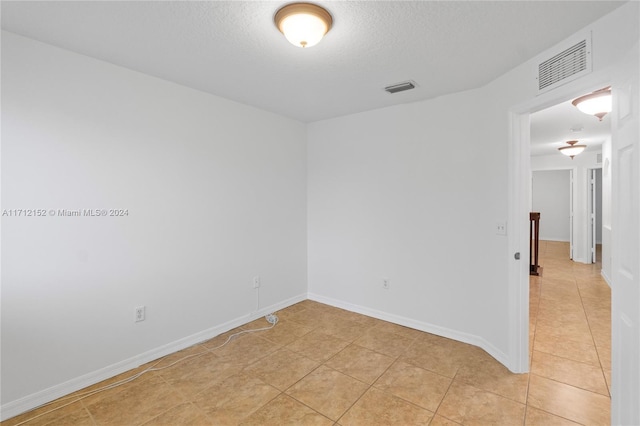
3 241 610 425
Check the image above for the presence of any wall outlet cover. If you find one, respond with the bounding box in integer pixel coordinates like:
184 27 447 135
135 306 146 322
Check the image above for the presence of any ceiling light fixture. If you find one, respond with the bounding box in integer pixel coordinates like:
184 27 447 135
274 3 332 48
558 140 586 159
571 86 612 121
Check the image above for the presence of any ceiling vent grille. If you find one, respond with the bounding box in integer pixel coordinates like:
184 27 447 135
385 81 416 94
536 33 592 94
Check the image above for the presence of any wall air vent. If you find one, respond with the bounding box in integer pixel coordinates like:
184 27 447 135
536 33 592 94
384 81 416 94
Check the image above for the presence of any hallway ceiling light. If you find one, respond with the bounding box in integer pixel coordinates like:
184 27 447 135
274 3 332 48
558 140 586 159
571 87 612 121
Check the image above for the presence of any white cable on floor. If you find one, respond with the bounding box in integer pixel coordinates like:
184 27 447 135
10 314 279 426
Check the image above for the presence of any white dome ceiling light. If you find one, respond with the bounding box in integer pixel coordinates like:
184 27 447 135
558 140 586 159
572 87 612 121
274 3 332 48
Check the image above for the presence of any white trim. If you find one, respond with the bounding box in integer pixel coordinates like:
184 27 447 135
539 237 571 243
507 111 531 374
307 293 510 369
572 256 590 265
508 70 613 376
0 293 307 421
570 168 575 260
601 270 612 288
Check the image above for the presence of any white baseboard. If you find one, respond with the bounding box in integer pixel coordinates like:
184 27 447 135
307 293 511 371
601 270 612 288
0 293 307 422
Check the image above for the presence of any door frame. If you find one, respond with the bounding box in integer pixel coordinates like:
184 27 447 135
507 75 611 373
587 167 604 263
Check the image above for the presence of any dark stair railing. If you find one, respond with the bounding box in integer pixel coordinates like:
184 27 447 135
530 212 541 276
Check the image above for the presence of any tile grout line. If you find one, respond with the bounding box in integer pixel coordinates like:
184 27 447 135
428 366 459 425
272 324 373 423
573 272 612 398
524 269 544 426
79 401 98 426
529 371 610 398
525 403 589 426
334 340 433 424
133 374 189 426
326 332 404 423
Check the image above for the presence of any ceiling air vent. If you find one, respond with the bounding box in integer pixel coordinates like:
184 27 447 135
536 33 592 94
385 81 416 94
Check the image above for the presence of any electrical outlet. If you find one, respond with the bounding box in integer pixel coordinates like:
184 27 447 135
253 275 261 289
382 277 390 290
135 306 146 322
496 222 507 235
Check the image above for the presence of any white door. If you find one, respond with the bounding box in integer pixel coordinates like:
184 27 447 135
610 42 639 425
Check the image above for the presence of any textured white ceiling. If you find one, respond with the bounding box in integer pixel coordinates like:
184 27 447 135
1 1 625 124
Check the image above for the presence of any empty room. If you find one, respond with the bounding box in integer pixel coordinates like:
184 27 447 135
1 1 639 425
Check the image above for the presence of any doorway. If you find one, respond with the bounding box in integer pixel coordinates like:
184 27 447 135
506 80 612 370
588 168 603 264
531 169 573 258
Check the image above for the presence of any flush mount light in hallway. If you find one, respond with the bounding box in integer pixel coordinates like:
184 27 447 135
558 140 586 159
572 86 612 121
274 3 332 48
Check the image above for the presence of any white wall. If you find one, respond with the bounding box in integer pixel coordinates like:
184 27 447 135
1 32 307 414
307 74 519 361
532 170 571 242
308 89 511 358
307 2 638 369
